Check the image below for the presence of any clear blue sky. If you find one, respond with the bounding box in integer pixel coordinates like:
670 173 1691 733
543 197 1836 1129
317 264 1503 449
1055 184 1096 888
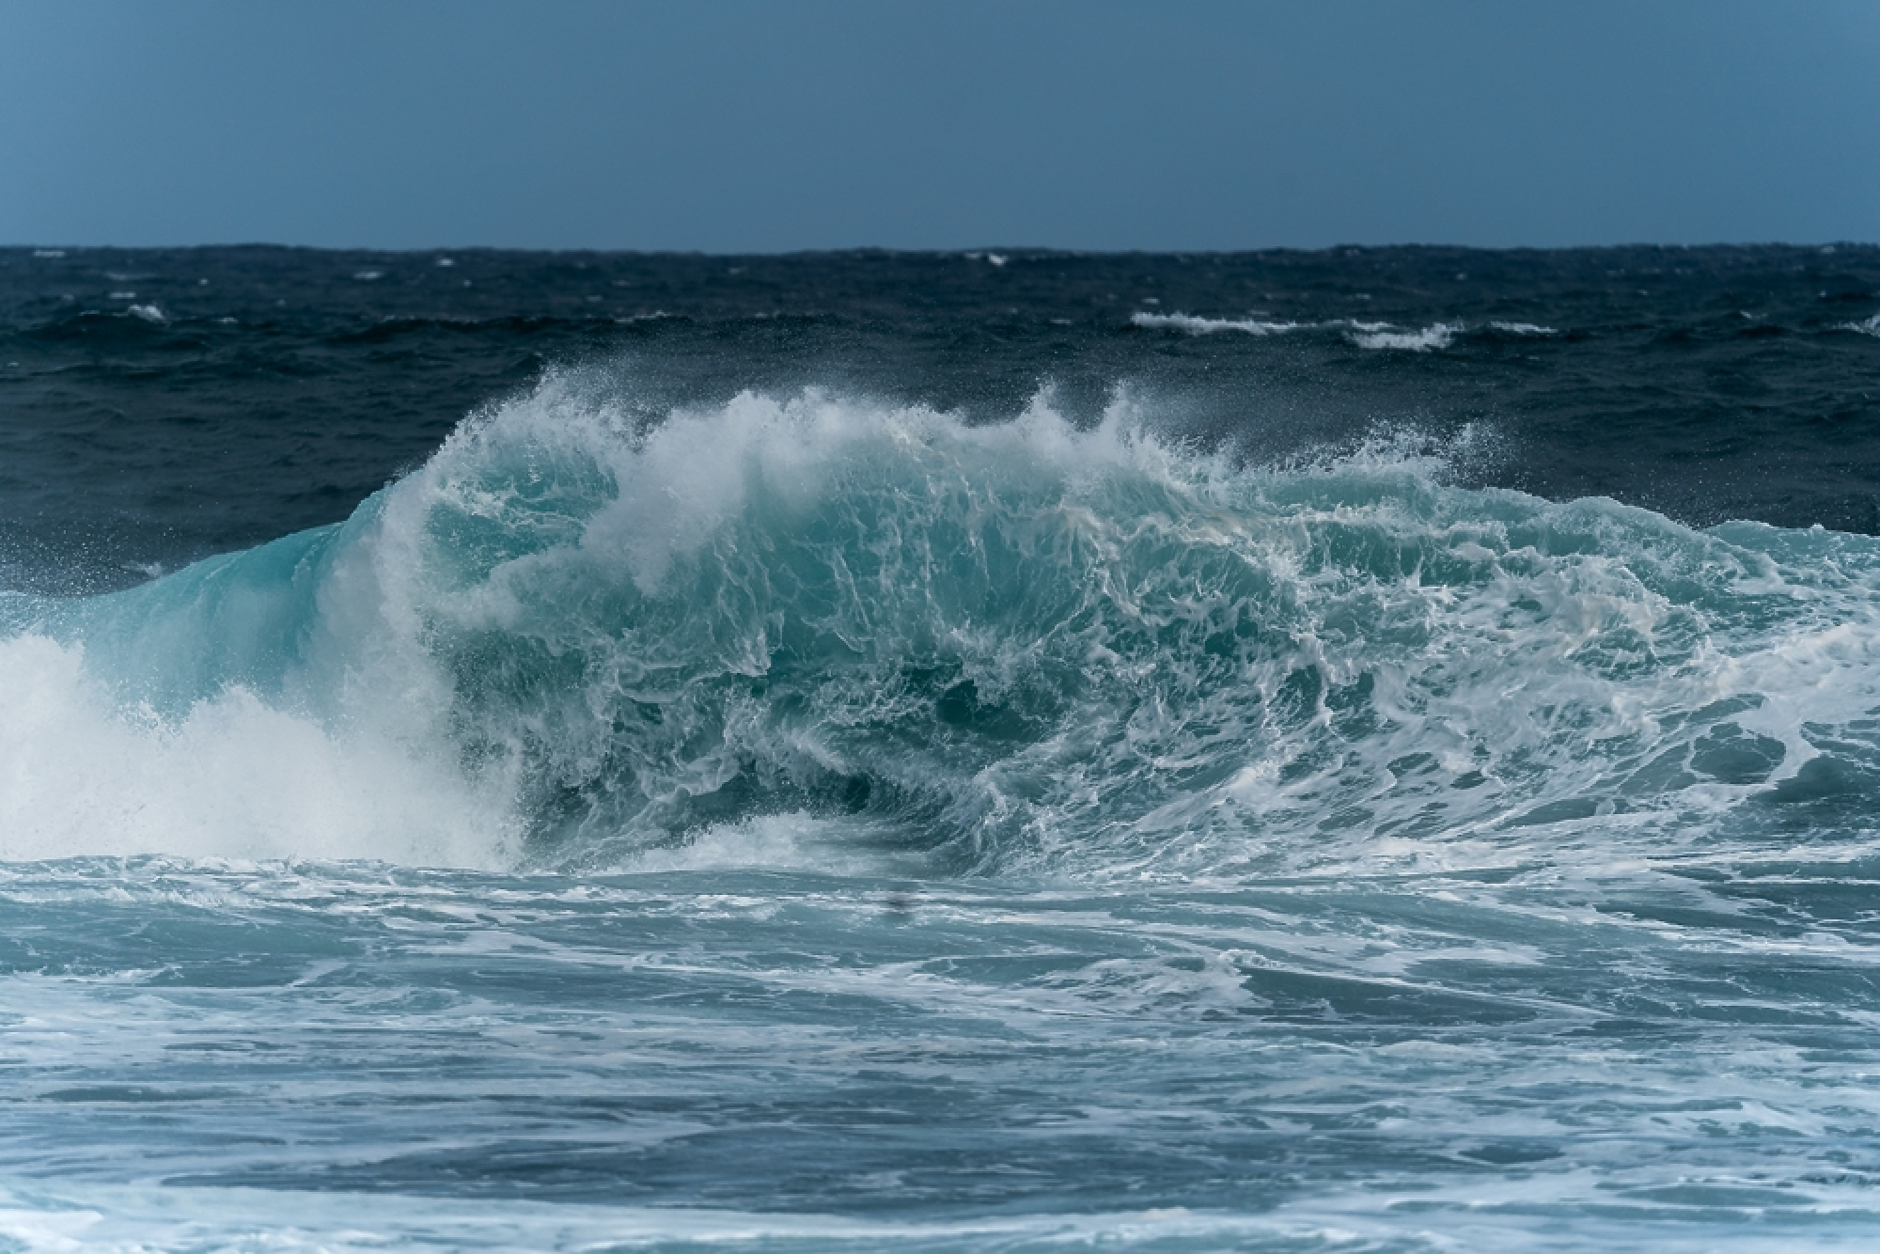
2 0 1876 251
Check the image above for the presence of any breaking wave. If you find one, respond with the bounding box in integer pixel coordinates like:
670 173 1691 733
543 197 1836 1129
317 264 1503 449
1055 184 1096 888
1347 320 1460 351
1130 312 1302 336
7 378 1880 878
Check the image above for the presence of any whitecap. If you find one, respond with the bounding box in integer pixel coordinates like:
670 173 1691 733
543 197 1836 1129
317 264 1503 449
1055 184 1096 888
0 635 510 866
127 304 166 323
353 269 383 281
1490 321 1558 336
1843 313 1880 338
1348 321 1458 351
1131 311 1301 336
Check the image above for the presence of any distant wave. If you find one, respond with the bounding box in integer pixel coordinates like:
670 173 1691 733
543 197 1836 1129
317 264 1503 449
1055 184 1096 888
1489 321 1559 336
1130 311 1302 336
1845 313 1880 338
1347 321 1459 351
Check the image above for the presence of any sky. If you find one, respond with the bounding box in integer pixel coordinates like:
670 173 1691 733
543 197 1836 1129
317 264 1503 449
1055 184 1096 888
1 0 1877 252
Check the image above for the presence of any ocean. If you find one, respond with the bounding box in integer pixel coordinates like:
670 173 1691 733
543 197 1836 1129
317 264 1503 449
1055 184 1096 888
4 243 1880 1251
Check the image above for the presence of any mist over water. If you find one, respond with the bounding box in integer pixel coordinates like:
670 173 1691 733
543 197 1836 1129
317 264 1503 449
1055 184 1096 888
4 246 1880 1251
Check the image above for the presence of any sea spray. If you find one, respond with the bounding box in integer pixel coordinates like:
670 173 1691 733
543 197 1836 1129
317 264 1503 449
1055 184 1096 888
9 379 1880 882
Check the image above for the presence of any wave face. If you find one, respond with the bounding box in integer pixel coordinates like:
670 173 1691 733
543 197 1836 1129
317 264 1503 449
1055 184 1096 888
11 379 1880 881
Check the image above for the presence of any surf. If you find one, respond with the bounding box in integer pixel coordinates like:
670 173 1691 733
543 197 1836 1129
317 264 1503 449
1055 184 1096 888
6 374 1880 878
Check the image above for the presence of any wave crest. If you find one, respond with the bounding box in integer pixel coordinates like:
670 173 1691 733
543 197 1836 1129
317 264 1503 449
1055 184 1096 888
9 378 1880 878
1347 321 1459 351
1130 311 1302 336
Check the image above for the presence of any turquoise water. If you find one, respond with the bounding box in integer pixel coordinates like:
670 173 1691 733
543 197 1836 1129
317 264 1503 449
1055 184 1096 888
8 382 1880 1248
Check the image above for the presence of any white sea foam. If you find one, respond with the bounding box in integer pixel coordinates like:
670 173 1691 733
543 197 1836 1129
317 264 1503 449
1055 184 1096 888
1347 320 1459 350
126 304 165 323
1844 313 1880 338
1131 311 1302 336
1490 321 1558 336
0 1181 1542 1254
624 812 912 875
10 861 1880 1251
0 634 510 866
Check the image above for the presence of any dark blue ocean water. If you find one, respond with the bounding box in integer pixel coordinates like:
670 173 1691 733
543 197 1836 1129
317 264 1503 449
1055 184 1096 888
4 245 1880 1251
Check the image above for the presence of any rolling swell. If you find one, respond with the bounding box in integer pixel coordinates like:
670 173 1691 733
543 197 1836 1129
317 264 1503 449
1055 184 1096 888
6 377 1880 877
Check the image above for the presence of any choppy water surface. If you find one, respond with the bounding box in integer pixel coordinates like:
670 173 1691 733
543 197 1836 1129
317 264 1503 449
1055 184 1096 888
4 245 1880 1251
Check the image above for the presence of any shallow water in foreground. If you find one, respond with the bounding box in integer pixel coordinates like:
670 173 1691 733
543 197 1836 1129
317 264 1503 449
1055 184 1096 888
10 852 1880 1253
